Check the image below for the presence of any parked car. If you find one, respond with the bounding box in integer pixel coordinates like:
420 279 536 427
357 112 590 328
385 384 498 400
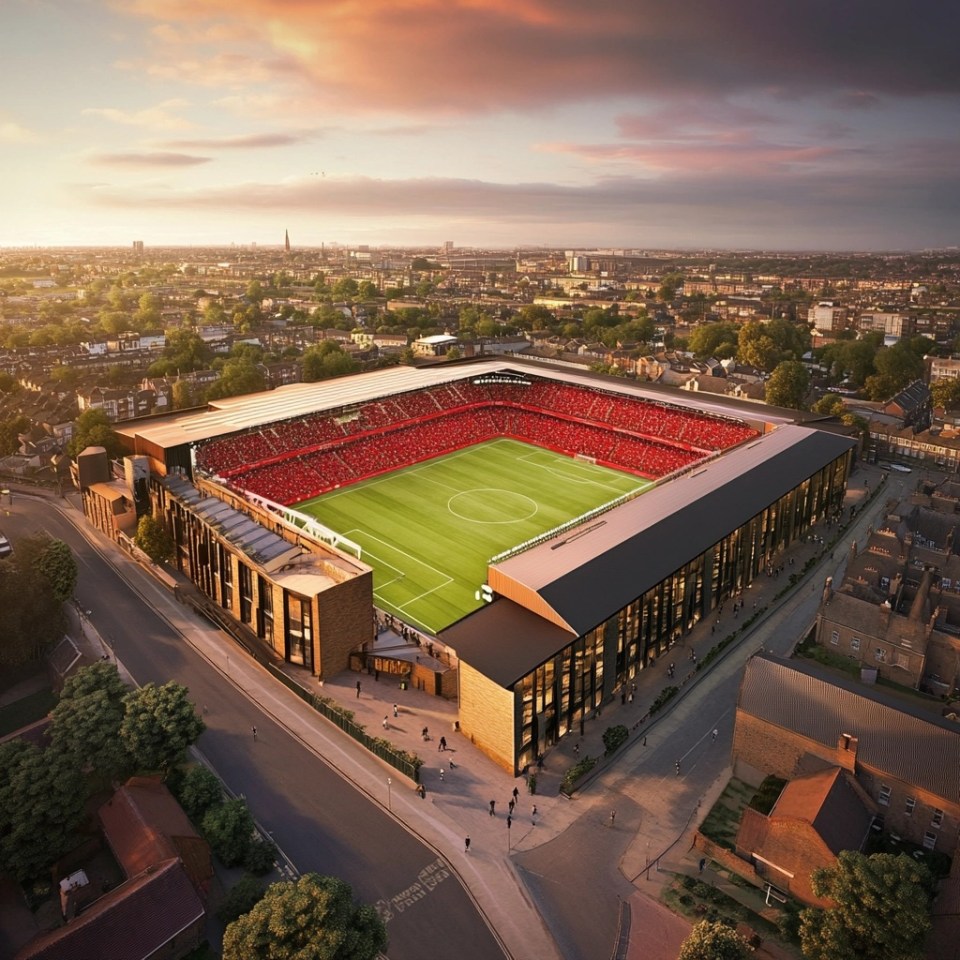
0 533 11 559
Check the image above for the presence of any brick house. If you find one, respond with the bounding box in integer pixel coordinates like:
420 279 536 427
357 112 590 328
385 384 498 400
735 766 877 905
734 655 960 856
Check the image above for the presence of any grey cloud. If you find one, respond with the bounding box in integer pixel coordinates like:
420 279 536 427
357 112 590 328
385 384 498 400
86 152 212 167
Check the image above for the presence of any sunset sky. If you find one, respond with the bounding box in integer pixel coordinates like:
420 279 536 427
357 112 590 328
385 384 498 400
3 0 958 251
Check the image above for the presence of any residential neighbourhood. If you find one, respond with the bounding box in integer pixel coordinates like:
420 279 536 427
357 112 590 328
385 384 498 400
5 245 960 960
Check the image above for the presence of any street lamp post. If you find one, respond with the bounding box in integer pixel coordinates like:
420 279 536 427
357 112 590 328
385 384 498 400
387 777 392 812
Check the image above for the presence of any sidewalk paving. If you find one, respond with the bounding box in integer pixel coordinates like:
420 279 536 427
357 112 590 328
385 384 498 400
6 464 893 959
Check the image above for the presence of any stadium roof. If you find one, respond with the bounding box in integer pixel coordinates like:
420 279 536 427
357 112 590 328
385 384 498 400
738 654 960 804
490 424 855 636
114 357 798 454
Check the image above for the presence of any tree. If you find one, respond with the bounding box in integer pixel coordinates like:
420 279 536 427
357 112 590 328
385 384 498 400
799 851 933 960
134 515 175 564
932 378 960 411
176 764 224 822
204 358 266 401
31 537 77 603
223 873 387 960
688 321 739 360
0 413 29 456
738 321 780 372
203 798 256 867
218 874 266 925
332 277 359 299
764 361 810 409
68 408 122 459
172 379 197 410
302 342 360 382
0 740 87 882
49 685 131 784
679 920 753 960
120 681 205 773
0 550 68 665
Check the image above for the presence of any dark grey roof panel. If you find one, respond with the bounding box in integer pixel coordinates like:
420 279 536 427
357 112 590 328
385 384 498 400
536 429 854 635
442 600 576 688
739 654 960 804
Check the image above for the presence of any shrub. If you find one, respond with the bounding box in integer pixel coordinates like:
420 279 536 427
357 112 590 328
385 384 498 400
602 724 629 756
560 755 597 793
217 874 265 925
243 837 278 876
649 685 679 716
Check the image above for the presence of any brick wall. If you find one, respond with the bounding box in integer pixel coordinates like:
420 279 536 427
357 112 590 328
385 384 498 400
316 572 373 678
734 708 960 853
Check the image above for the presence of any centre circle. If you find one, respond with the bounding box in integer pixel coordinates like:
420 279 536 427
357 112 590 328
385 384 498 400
448 488 538 524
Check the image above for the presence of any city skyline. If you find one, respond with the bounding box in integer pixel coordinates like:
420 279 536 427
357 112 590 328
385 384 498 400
3 0 959 251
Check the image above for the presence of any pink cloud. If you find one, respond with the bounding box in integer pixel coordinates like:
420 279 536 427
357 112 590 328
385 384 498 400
113 0 960 115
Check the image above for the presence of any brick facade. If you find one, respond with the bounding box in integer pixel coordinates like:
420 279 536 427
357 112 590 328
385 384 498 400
458 661 515 770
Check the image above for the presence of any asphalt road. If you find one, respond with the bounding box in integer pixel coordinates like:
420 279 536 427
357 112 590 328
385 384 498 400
3 496 506 960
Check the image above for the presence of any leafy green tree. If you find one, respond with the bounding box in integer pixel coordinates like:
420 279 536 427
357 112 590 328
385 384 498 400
223 873 387 960
931 378 960 410
172 379 197 410
0 551 67 664
302 342 360 382
49 685 131 784
738 321 780 372
149 329 214 377
764 361 810 409
332 277 359 299
203 798 256 867
0 414 29 456
30 537 77 603
799 851 932 960
204 358 266 401
177 764 224 822
61 659 128 704
812 393 845 417
68 408 122 458
134 515 175 564
0 740 87 882
679 920 752 960
688 321 739 359
120 681 205 773
356 280 378 300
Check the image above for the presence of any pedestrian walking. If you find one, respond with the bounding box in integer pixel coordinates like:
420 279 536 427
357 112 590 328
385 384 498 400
422 726 429 740
512 786 519 804
699 857 706 874
610 810 616 826
628 692 634 704
417 783 426 799
465 836 471 853
382 715 389 730
642 736 647 747
393 703 398 718
252 726 257 741
439 767 444 781
507 814 512 828
508 799 515 815
356 680 361 699
536 753 544 771
574 743 580 757
675 759 681 775
439 736 447 752
712 728 718 742
489 800 496 817
532 805 538 824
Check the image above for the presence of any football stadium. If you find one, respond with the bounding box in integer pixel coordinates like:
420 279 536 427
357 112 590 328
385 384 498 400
104 358 855 771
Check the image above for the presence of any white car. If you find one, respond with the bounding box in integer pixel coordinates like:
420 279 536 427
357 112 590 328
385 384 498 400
0 534 11 559
889 463 912 473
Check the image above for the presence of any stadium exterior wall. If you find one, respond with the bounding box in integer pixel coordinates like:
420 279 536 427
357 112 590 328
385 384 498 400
459 661 516 771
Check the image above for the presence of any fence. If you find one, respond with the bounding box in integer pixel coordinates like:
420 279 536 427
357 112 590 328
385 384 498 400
266 664 423 783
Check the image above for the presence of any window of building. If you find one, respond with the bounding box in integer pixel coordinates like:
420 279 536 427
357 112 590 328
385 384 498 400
875 648 887 662
905 797 916 817
932 809 944 829
878 784 891 806
851 637 861 651
239 563 253 624
830 630 839 645
923 832 937 850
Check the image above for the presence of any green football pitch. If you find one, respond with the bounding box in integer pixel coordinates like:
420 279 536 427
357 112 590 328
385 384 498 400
295 438 650 634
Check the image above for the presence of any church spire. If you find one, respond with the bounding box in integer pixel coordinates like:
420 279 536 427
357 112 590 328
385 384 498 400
284 229 290 252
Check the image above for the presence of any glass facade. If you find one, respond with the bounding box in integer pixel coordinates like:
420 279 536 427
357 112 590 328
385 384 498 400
512 450 850 771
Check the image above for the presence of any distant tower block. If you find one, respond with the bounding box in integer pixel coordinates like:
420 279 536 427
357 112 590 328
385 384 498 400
132 240 144 256
285 229 291 252
443 240 454 254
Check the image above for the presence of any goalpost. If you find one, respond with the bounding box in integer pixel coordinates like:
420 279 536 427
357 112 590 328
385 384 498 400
574 452 598 465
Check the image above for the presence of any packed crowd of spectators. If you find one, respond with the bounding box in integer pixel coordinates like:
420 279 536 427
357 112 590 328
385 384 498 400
195 375 759 503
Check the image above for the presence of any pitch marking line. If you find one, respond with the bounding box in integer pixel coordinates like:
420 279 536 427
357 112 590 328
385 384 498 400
346 530 453 603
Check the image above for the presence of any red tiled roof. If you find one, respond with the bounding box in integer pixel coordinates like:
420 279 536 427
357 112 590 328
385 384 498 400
15 859 204 960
